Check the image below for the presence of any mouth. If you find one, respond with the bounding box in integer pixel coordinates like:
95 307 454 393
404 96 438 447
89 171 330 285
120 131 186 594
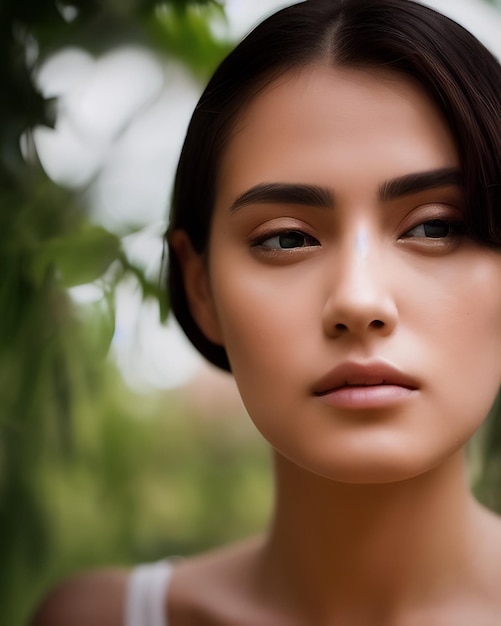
313 361 418 397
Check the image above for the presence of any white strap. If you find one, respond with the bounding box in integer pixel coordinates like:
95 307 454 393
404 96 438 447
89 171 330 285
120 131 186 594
125 560 173 626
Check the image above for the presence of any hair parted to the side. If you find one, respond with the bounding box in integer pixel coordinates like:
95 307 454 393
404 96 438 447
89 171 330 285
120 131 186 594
167 0 501 372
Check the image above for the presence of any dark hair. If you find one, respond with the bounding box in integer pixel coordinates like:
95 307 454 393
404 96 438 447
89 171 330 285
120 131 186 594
167 0 501 371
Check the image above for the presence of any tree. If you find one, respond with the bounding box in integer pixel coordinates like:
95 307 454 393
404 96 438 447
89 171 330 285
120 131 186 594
0 1 230 623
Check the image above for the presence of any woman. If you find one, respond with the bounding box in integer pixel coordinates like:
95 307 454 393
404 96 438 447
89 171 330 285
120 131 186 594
33 0 501 624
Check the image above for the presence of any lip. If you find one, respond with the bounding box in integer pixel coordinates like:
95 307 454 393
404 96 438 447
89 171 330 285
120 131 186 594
313 361 418 409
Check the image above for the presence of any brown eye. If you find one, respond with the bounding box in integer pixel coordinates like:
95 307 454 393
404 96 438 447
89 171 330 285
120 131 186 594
403 219 463 239
256 230 320 250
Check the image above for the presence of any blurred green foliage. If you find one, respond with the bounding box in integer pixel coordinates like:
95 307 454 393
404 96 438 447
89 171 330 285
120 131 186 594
0 0 244 624
147 3 232 77
41 380 271 568
470 397 501 513
32 372 271 626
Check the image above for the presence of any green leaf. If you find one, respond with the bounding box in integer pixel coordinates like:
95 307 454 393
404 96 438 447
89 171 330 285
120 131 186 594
33 226 121 287
146 2 232 78
118 251 169 321
75 291 116 358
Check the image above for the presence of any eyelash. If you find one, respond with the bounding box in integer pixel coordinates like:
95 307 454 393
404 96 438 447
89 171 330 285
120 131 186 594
250 219 466 251
400 218 466 240
251 230 320 250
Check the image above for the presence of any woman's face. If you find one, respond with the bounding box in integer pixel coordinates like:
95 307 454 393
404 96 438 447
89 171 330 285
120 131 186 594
188 65 501 483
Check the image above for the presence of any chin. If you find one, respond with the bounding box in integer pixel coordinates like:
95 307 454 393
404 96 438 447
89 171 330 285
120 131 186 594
292 445 457 486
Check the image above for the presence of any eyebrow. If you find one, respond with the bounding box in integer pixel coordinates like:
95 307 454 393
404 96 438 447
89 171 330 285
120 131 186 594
378 167 463 202
228 167 463 212
229 182 334 212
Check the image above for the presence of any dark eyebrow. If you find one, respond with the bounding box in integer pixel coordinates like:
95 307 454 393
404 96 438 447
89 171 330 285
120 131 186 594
379 167 463 202
229 182 334 212
228 168 462 213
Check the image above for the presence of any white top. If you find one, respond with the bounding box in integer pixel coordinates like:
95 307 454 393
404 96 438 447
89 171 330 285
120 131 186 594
125 560 174 626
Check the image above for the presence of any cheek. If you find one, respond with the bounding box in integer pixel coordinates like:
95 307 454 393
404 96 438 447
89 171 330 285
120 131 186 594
207 257 318 418
409 255 501 428
437 260 501 368
209 230 316 347
211 268 314 374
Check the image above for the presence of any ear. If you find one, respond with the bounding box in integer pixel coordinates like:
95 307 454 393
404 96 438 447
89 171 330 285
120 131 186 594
169 229 223 346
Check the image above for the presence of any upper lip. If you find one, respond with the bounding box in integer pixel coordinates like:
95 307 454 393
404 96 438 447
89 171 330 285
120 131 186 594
312 361 418 396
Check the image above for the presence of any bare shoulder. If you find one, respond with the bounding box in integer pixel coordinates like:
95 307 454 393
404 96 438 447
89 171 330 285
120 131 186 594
169 536 281 625
30 568 129 626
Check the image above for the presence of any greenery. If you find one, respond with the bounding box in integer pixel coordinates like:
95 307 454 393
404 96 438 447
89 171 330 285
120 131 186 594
0 0 500 624
0 1 242 624
33 371 271 624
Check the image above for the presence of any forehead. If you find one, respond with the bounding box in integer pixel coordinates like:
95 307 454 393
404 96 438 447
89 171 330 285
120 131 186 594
215 64 459 209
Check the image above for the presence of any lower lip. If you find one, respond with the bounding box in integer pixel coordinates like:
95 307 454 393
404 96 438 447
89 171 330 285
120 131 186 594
315 385 416 410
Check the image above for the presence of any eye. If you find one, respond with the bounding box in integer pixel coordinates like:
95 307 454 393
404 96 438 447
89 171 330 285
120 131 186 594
402 219 464 239
253 230 320 250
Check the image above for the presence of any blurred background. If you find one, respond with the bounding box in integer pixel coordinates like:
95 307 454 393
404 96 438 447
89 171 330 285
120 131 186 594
1 0 500 623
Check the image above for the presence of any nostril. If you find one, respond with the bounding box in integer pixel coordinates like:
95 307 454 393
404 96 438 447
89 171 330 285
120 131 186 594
370 319 385 329
335 323 349 332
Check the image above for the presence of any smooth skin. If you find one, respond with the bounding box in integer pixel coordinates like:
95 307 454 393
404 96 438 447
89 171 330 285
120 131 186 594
32 65 501 625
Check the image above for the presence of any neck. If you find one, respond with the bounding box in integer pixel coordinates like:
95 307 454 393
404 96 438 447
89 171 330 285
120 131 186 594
260 451 492 620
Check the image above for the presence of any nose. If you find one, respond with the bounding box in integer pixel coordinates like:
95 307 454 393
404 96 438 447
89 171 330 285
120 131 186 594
322 233 398 340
